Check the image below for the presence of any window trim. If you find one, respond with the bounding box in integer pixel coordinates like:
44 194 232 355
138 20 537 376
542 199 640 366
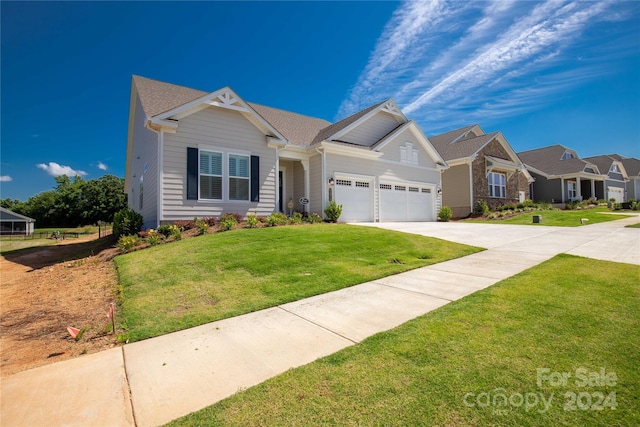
196 146 253 203
199 149 224 201
228 152 251 201
488 171 506 198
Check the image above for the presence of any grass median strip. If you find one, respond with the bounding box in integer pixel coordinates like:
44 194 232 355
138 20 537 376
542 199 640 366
167 254 639 426
465 207 631 226
115 224 481 342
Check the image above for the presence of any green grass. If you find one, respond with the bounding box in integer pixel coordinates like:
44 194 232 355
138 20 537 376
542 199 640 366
626 223 640 228
115 224 481 342
466 207 631 226
167 255 640 426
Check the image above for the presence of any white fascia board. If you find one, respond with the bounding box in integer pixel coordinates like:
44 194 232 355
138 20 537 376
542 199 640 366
319 142 383 159
279 145 310 161
267 137 289 148
445 157 471 167
125 86 138 191
329 99 407 142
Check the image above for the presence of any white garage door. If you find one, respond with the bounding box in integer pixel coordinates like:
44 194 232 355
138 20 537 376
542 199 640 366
607 187 624 203
380 183 434 221
334 177 373 222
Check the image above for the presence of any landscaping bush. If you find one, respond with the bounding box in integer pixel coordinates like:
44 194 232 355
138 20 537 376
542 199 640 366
516 199 536 209
438 206 453 222
496 204 517 212
194 217 209 235
565 200 580 210
157 224 173 238
324 201 343 222
245 213 259 228
306 213 323 224
219 216 237 231
116 235 141 252
220 212 243 223
266 212 288 227
474 200 489 215
290 212 303 224
146 229 163 246
173 219 195 231
113 208 143 238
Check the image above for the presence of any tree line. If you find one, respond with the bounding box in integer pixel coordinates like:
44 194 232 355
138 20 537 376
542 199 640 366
1 175 128 228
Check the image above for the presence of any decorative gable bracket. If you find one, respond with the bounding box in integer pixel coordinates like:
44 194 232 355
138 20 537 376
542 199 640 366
381 101 403 117
205 89 249 113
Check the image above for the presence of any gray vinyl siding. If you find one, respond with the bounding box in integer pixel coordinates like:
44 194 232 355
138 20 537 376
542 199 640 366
130 97 159 229
309 154 322 214
162 106 277 221
529 172 562 202
628 178 640 200
326 153 440 186
340 112 400 146
378 128 437 168
441 164 471 217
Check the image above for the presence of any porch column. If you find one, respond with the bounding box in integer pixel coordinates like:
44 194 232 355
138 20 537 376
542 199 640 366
301 160 310 213
561 178 565 202
275 148 280 213
576 176 581 201
591 180 595 200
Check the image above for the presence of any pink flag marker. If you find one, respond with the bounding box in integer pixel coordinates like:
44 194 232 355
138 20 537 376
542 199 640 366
67 326 80 339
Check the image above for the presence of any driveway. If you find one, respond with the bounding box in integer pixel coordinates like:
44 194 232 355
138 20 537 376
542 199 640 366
356 214 640 265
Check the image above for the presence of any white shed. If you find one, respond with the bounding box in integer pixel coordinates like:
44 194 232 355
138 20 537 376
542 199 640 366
0 207 35 236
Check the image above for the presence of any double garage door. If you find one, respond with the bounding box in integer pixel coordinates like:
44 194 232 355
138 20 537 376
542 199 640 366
334 177 435 222
607 187 624 203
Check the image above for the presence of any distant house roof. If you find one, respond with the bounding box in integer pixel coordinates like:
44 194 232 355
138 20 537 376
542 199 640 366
131 75 394 149
428 124 500 161
0 207 35 222
518 145 602 177
619 157 640 176
583 154 627 178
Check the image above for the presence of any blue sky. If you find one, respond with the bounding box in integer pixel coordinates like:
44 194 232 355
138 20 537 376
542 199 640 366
2 1 639 201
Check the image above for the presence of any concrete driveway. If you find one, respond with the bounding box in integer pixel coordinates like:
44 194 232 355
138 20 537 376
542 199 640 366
356 213 640 265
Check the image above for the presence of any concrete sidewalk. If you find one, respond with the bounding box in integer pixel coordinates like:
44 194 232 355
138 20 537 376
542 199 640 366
2 214 639 426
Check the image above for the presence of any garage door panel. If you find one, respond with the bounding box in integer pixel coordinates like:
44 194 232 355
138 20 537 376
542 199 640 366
335 178 373 222
607 187 624 203
380 183 433 222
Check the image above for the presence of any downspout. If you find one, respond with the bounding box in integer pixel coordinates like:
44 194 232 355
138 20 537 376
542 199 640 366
275 146 280 214
315 145 326 215
157 129 164 228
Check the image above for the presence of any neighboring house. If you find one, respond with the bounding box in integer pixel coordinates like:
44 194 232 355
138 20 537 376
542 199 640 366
126 76 447 229
518 145 606 203
0 207 35 236
610 155 640 201
583 155 628 202
428 124 534 217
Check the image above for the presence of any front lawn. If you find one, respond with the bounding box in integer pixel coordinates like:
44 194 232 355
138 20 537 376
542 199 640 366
626 223 640 228
168 254 640 426
115 224 481 342
466 207 631 226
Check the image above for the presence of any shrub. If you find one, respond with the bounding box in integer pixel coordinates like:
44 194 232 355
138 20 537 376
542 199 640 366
146 229 163 246
474 200 490 215
194 217 208 235
438 206 453 222
157 224 173 238
245 213 259 228
116 235 141 252
220 212 243 223
173 220 195 231
565 200 580 210
516 199 536 209
633 202 640 211
596 199 607 205
324 201 343 222
290 212 303 224
219 216 237 231
266 212 288 227
202 217 217 226
113 208 143 238
307 213 323 224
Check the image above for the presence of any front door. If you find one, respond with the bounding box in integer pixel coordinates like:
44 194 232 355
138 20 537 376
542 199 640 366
278 171 283 213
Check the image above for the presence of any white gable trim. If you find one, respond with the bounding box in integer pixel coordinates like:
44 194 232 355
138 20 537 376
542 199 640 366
319 142 383 159
328 99 407 142
372 121 447 169
149 87 288 144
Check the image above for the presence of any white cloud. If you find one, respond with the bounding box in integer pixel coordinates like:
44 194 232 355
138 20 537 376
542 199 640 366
338 0 625 131
0 175 12 182
37 162 87 177
97 161 108 171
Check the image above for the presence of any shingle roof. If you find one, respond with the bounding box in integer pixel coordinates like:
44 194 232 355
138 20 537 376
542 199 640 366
132 75 207 117
518 145 598 176
132 75 391 149
428 125 497 161
248 103 331 147
582 155 618 175
620 157 640 176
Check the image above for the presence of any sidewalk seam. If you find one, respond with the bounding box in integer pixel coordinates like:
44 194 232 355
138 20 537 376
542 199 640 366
277 306 359 345
121 346 138 427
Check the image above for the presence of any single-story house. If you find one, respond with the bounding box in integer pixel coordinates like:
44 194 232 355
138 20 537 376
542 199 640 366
126 76 447 229
428 124 534 217
610 155 640 201
0 207 35 236
582 154 628 202
518 145 607 203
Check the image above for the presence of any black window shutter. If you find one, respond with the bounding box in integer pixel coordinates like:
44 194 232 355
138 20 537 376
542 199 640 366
251 155 260 202
187 147 198 200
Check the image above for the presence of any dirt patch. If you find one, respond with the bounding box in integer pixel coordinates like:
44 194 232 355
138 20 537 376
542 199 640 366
1 235 122 377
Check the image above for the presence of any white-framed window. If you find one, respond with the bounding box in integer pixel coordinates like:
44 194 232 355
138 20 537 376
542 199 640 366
567 181 577 200
200 150 223 200
488 172 506 198
610 164 620 173
228 154 250 201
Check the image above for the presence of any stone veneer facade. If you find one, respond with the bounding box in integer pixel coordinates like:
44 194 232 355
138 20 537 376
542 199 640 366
471 139 530 210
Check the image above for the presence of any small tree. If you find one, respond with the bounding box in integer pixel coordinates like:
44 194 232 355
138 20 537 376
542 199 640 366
324 201 342 222
438 206 453 222
113 208 143 238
